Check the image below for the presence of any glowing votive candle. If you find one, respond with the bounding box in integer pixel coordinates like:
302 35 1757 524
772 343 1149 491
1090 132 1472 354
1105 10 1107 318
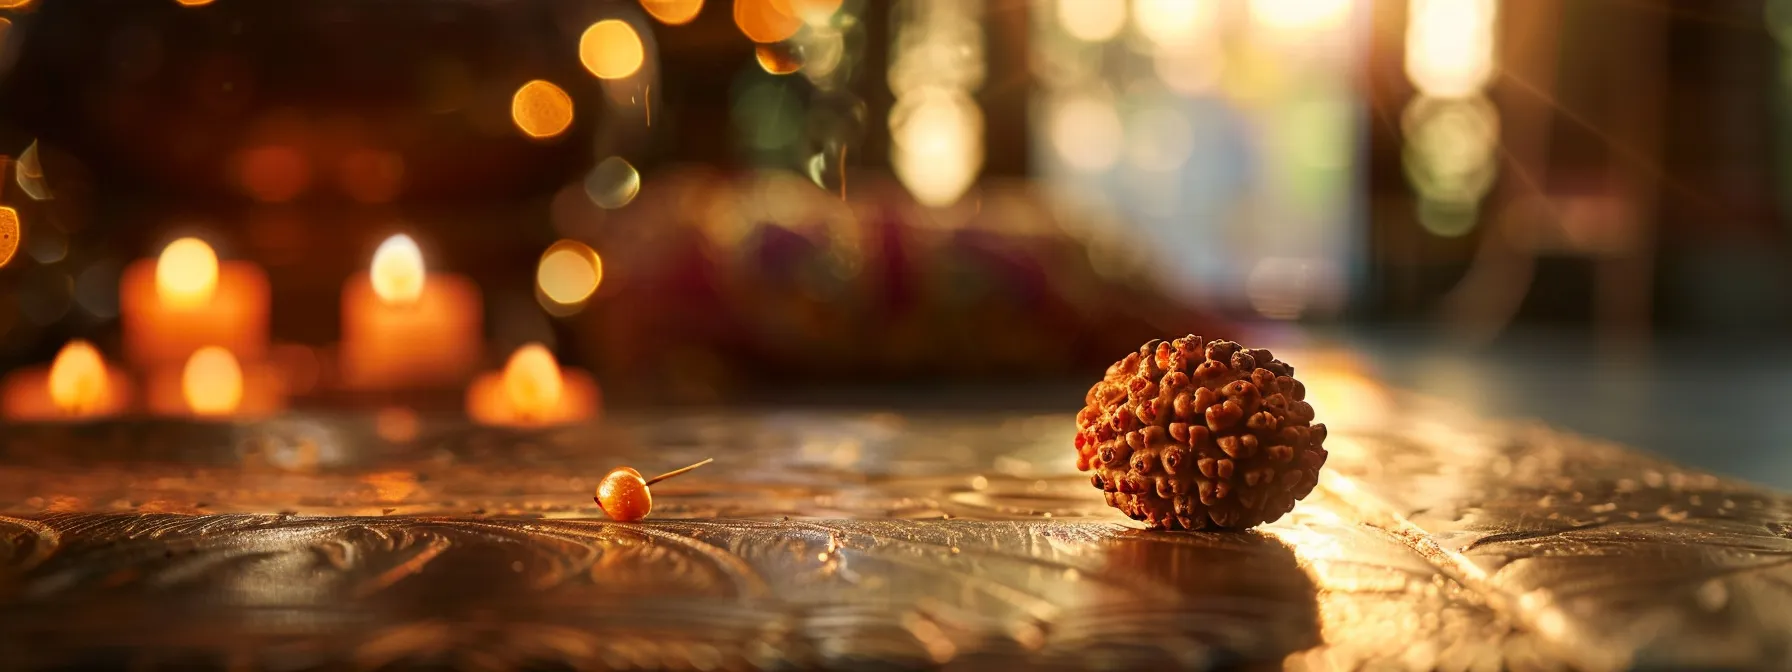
340 234 483 389
1 340 134 420
466 343 600 426
120 237 270 368
144 346 285 418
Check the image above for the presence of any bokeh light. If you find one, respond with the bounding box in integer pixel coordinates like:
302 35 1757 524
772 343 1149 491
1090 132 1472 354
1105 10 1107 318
1248 0 1351 32
0 0 33 8
338 149 405 204
510 79 575 139
732 77 805 151
890 87 983 207
1057 0 1126 43
1405 0 1497 98
797 28 846 84
17 139 49 200
1402 96 1498 202
1403 95 1499 236
269 343 320 396
735 0 802 44
583 156 641 209
1154 42 1225 95
1048 93 1124 172
1769 0 1792 49
579 20 646 80
181 346 243 417
536 239 604 310
155 237 220 308
502 343 564 419
370 234 427 305
176 0 215 6
887 21 984 97
756 42 804 75
1246 257 1314 320
1287 96 1354 170
0 206 18 268
235 146 311 203
374 406 421 443
1133 0 1213 46
48 340 106 415
1125 103 1195 172
641 0 704 26
791 0 843 25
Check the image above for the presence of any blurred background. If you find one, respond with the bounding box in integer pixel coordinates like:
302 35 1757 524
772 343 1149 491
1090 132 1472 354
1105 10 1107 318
0 0 1789 485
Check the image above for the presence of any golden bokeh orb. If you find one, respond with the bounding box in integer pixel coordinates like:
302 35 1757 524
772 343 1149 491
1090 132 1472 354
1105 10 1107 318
0 206 18 269
48 340 107 415
734 0 802 44
536 239 603 307
511 80 575 139
182 346 244 417
641 0 703 25
580 20 646 80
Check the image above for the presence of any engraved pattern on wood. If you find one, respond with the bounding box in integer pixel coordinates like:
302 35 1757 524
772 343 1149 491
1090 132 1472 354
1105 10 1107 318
0 407 1785 669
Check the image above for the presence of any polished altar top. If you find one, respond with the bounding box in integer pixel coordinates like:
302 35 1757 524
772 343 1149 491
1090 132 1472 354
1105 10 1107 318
0 392 1788 670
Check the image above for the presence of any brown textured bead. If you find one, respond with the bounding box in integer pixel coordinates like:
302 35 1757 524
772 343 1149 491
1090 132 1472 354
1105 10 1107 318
1073 335 1329 531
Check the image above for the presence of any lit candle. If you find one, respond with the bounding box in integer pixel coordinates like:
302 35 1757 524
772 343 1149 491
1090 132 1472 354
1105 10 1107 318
143 346 285 418
340 234 483 389
120 237 271 368
1 340 134 420
466 343 600 426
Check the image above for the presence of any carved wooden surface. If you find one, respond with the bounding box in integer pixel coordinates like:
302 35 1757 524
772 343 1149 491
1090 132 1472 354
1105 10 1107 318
0 401 1786 670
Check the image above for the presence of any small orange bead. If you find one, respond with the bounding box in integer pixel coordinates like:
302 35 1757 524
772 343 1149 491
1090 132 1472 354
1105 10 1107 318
595 468 652 521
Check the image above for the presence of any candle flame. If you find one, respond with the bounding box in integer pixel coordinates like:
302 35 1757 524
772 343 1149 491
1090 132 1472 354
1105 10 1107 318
182 346 244 416
502 343 563 419
48 340 107 415
370 234 426 305
156 237 220 308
